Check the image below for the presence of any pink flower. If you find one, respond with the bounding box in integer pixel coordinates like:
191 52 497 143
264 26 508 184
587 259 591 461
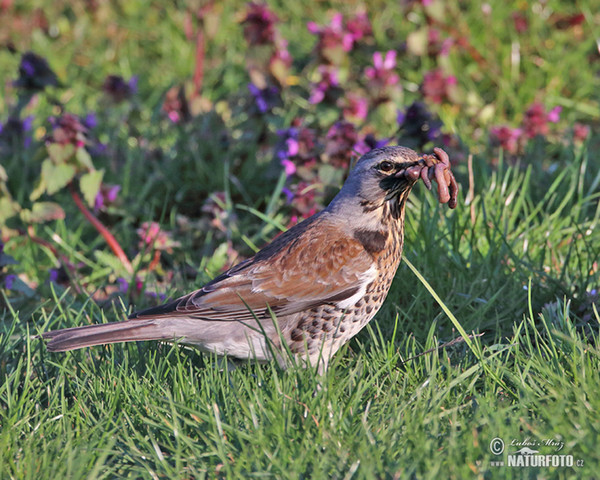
343 94 368 122
281 158 296 176
523 102 549 138
137 222 180 252
325 121 359 168
365 51 399 89
308 12 368 62
511 12 529 33
547 106 562 123
573 123 590 143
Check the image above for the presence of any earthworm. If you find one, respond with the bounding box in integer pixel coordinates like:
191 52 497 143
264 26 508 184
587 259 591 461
397 147 458 209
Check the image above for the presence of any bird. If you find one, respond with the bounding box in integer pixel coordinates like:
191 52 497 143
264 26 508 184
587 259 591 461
41 146 458 373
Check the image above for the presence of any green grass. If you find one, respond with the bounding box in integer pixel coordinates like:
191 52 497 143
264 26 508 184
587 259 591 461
2 0 600 478
2 154 599 478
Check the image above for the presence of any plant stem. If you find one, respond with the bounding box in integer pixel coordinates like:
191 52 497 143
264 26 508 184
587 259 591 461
69 183 134 274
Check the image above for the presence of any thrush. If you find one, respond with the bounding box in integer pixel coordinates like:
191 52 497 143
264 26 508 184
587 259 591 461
42 146 458 372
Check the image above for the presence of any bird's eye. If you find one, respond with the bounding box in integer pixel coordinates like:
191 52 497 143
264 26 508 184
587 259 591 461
378 161 395 172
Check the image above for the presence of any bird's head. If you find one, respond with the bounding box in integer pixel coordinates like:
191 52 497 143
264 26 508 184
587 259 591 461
327 146 425 225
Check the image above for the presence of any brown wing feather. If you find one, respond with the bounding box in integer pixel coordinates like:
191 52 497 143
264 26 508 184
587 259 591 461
131 217 374 321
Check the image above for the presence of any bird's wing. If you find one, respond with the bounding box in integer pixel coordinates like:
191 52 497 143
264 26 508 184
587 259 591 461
131 219 376 322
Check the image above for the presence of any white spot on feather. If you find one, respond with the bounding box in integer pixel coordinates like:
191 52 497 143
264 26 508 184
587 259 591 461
336 265 378 309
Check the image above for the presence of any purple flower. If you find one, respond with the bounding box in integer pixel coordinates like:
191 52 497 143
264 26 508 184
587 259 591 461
13 51 58 91
49 269 59 283
281 187 294 203
397 109 406 126
354 134 389 155
102 75 137 103
0 116 34 149
248 83 279 113
117 277 129 293
83 113 98 129
4 274 16 290
397 101 443 148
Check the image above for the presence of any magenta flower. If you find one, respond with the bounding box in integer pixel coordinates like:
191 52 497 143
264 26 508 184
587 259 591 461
242 3 279 46
269 38 293 71
365 51 399 87
162 86 190 124
309 65 340 104
94 184 121 212
523 102 550 138
308 13 354 52
573 123 590 143
547 106 562 123
49 113 88 148
345 11 372 43
490 126 523 154
281 159 297 176
354 134 389 155
343 94 368 122
325 121 360 168
421 69 457 104
137 222 180 252
512 11 529 33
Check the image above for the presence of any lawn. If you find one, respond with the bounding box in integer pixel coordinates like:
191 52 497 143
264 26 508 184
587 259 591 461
1 0 599 478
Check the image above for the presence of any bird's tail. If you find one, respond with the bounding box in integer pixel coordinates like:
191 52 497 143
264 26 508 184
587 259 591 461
41 319 170 352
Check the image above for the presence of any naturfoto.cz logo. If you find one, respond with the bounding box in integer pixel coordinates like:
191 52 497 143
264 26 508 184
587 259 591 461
489 437 584 469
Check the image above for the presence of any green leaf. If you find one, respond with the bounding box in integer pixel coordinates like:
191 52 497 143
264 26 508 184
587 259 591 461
76 147 94 170
41 158 76 195
20 202 65 223
0 196 20 223
47 143 75 165
0 164 8 182
29 176 46 202
80 170 104 207
94 250 130 277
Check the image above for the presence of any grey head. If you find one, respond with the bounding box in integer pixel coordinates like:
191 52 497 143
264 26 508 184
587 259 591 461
326 146 422 226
